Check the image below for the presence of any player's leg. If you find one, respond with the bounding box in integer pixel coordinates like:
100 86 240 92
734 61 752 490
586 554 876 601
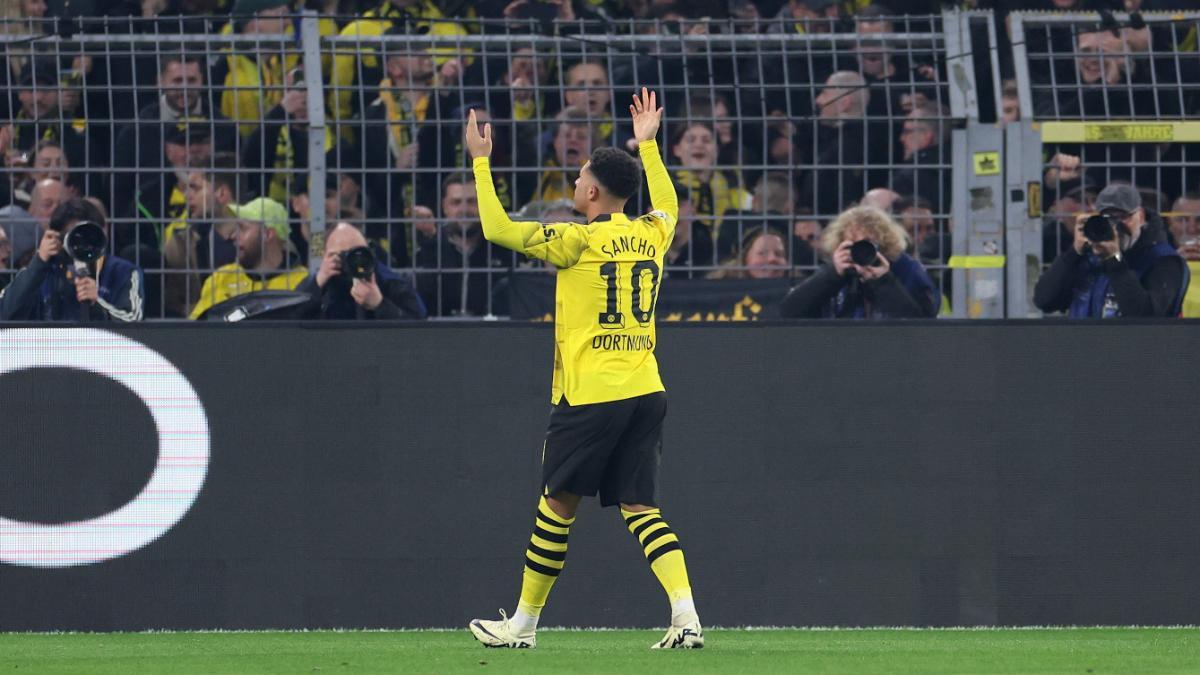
620 502 703 649
602 392 704 649
469 491 579 648
471 398 630 648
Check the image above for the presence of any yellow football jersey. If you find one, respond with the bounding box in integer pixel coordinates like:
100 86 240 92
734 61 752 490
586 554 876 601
474 140 679 405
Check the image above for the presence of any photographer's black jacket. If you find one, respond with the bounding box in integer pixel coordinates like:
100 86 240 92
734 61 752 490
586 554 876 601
780 253 938 319
1033 213 1187 318
296 261 427 320
0 254 144 322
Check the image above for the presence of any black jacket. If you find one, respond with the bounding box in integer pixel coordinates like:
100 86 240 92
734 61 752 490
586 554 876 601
296 261 427 320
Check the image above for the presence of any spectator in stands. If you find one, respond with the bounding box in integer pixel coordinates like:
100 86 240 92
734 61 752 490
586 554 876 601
113 53 236 219
1173 194 1200 318
685 92 762 188
858 187 899 213
770 0 840 35
217 0 300 137
896 195 935 252
707 229 789 280
0 197 145 322
721 172 812 265
243 67 335 204
891 104 951 214
188 197 309 319
0 223 11 285
526 106 595 206
664 187 710 275
671 121 751 267
297 221 426 319
415 173 509 317
1000 79 1020 125
1033 184 1188 318
331 0 472 140
10 59 95 190
493 45 554 122
160 153 242 318
1 176 69 266
798 71 890 219
1043 186 1095 262
562 59 615 142
779 204 937 319
359 38 436 263
1168 193 1200 250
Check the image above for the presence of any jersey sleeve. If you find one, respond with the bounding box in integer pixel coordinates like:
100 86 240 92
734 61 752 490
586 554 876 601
473 157 589 268
638 140 678 235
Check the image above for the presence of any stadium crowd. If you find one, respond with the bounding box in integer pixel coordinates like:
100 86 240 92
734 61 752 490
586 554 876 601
0 0 1197 319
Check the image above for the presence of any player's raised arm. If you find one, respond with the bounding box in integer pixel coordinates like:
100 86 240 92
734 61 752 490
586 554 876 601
466 110 587 268
630 88 677 222
466 109 540 253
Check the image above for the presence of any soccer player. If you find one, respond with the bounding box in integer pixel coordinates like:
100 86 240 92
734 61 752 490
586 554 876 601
465 88 703 650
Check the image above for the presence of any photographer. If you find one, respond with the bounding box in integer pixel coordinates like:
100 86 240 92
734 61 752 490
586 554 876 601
779 205 937 319
297 222 426 320
0 198 144 322
1033 184 1187 318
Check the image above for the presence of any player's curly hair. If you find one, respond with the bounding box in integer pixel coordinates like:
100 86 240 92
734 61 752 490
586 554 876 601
587 147 641 200
821 205 909 260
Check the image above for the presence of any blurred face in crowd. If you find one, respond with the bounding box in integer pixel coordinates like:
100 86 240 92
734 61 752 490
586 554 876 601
386 49 435 87
1077 31 1127 85
793 218 821 246
185 171 217 218
507 48 546 87
1168 196 1200 244
786 0 836 33
1047 194 1089 233
857 41 891 79
29 178 65 226
1001 95 1020 124
324 222 368 257
744 231 787 279
245 5 288 34
815 85 854 120
21 0 47 18
900 117 935 159
160 61 203 114
442 181 479 228
165 138 213 174
0 226 10 268
564 63 611 118
554 121 593 169
710 98 733 144
31 144 66 183
18 87 58 119
672 124 717 171
235 220 272 269
899 204 935 247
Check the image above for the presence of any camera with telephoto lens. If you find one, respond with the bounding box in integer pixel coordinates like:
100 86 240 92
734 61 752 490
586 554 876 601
338 245 375 280
849 239 882 267
1083 214 1118 243
63 221 107 263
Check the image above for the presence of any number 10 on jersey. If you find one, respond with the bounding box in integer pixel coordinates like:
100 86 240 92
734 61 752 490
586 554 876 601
598 260 661 329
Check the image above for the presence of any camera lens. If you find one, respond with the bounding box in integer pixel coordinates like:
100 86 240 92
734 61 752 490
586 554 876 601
849 239 880 267
339 246 375 280
64 221 107 263
1082 214 1115 242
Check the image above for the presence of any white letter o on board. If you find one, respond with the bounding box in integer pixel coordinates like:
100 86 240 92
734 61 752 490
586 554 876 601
0 328 210 568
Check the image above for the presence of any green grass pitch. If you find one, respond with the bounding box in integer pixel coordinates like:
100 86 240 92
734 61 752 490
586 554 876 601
2 627 1198 674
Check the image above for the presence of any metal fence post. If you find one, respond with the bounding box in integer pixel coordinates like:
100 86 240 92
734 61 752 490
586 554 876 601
300 10 327 273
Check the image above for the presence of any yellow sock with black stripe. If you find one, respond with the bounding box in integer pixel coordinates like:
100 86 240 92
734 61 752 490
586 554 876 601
511 496 574 634
622 507 698 626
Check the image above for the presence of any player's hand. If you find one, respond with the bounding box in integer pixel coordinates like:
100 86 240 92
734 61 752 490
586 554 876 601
316 249 341 288
630 87 663 143
854 252 890 281
37 229 62 263
75 275 99 303
832 240 854 277
464 109 493 159
351 276 383 310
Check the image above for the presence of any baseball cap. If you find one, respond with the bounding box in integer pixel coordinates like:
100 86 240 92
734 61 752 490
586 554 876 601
19 58 58 87
1094 184 1141 215
229 197 289 242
